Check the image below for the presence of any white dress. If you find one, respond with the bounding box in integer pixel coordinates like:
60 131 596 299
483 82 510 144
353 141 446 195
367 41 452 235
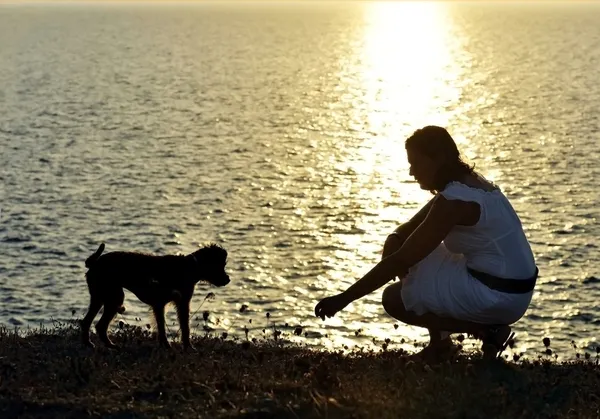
400 181 536 325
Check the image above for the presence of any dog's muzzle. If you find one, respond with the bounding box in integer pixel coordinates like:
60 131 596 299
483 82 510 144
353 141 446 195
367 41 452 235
213 275 230 287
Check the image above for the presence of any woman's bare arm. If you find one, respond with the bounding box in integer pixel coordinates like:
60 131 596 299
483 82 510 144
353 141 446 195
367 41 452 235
388 196 438 247
340 196 464 304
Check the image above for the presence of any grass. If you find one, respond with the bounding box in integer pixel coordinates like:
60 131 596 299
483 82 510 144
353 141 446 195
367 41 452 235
0 318 599 419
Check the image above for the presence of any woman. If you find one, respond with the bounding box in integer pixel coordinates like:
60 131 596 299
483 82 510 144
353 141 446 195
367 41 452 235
315 126 537 361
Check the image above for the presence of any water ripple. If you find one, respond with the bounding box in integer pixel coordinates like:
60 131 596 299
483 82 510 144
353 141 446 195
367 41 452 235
0 1 599 355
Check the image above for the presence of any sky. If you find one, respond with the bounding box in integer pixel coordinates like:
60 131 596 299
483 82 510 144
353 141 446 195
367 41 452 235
2 0 596 3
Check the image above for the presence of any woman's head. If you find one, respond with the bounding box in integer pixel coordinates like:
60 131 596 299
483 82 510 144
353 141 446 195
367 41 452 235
405 126 474 193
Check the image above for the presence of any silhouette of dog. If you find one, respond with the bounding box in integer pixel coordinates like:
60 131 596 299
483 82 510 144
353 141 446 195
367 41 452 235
81 242 229 349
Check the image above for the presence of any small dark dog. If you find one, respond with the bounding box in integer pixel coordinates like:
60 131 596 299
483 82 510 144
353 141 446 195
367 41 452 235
81 242 229 349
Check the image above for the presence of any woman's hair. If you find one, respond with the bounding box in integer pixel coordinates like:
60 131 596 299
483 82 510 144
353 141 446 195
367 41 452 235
405 125 475 192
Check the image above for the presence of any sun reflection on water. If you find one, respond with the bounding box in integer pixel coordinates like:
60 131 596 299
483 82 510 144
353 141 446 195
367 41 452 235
321 2 468 349
362 1 461 132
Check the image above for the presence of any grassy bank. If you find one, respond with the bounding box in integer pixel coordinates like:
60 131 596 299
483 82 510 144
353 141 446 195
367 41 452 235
0 323 599 419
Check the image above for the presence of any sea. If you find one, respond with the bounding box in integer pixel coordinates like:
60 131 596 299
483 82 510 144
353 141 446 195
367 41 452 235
1 1 599 357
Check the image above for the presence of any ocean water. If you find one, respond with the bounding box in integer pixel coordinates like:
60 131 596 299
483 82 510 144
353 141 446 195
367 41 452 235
1 1 599 357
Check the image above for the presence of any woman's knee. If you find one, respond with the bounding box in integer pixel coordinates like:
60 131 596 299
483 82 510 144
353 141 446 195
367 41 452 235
382 232 404 258
382 282 406 316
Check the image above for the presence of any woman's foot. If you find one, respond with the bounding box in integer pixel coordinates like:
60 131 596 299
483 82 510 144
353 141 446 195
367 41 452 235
480 325 512 360
408 338 460 364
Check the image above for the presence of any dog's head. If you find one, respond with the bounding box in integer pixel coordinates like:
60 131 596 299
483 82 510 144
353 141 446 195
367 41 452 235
190 243 230 287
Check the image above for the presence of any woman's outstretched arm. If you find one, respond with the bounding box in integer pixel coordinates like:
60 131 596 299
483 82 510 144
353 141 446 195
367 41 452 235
343 196 461 300
316 196 467 319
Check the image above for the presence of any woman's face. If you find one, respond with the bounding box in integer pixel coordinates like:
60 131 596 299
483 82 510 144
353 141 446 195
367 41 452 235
406 147 442 190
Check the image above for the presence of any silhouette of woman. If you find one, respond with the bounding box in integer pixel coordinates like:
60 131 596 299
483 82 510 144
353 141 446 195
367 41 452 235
315 126 537 362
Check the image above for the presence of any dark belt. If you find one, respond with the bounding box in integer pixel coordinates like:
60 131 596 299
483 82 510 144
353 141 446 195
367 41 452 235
467 266 538 294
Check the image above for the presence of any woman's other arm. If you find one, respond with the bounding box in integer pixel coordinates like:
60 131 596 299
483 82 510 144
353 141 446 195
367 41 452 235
384 196 438 257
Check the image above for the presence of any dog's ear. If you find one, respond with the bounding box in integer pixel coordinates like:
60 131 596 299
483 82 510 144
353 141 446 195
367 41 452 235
192 243 228 272
197 243 227 258
197 242 224 249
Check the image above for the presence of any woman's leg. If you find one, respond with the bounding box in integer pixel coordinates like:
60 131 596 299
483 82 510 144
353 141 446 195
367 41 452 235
381 232 513 359
381 283 512 359
381 233 448 345
382 282 503 334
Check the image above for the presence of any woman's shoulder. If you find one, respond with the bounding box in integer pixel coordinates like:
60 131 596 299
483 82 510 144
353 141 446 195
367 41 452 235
446 173 500 192
440 177 502 202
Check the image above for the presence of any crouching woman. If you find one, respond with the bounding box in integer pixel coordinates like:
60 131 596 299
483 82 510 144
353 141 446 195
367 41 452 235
315 126 537 361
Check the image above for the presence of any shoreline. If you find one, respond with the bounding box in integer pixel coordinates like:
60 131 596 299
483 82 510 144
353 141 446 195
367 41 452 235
1 323 599 418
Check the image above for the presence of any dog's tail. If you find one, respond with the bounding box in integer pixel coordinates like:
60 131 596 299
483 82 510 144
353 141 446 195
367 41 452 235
85 243 105 268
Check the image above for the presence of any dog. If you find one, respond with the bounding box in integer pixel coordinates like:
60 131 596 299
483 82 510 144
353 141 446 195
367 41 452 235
81 242 229 349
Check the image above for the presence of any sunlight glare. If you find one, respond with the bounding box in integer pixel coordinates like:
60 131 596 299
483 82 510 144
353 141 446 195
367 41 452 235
324 2 465 350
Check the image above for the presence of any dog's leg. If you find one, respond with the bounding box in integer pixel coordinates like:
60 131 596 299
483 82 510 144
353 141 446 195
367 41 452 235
95 288 124 349
81 296 102 348
152 304 171 348
176 297 193 350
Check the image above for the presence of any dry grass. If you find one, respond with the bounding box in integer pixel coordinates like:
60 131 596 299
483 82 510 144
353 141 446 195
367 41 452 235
0 320 599 419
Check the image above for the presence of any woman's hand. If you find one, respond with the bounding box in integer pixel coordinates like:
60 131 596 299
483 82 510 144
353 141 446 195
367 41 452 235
315 294 350 320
